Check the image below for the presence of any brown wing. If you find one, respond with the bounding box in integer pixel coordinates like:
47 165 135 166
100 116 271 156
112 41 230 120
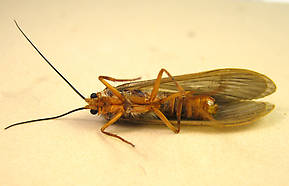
116 68 276 103
119 101 275 127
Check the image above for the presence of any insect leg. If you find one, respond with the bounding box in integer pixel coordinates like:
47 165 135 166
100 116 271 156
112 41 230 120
176 97 183 132
100 111 135 147
149 69 189 132
99 76 141 82
149 69 185 102
158 91 191 103
98 77 125 102
152 108 180 133
98 76 141 102
161 92 185 131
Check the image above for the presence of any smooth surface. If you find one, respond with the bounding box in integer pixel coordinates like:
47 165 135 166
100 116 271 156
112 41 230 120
0 0 288 186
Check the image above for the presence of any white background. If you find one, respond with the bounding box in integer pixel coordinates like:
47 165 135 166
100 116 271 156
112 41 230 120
0 0 288 186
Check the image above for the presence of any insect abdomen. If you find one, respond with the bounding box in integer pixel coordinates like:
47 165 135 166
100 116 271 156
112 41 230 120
161 95 217 120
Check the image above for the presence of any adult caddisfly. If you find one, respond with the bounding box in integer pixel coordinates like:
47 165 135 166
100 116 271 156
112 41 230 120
5 21 276 147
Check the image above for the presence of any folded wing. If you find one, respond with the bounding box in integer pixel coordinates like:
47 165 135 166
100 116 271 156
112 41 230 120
116 68 276 103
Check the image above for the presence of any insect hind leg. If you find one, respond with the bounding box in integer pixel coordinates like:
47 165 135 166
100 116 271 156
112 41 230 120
152 108 180 133
149 69 185 102
149 69 187 132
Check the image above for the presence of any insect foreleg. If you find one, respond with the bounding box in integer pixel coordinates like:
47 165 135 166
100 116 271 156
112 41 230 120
100 111 135 147
99 76 141 82
98 77 125 102
98 76 141 102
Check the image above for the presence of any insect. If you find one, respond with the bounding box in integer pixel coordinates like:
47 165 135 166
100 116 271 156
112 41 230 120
5 21 276 147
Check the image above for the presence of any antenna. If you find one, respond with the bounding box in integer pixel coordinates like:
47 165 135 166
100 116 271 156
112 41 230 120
14 20 86 100
5 21 89 130
5 107 86 130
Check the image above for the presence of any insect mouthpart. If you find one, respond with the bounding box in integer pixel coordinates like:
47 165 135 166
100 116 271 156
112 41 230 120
84 97 99 113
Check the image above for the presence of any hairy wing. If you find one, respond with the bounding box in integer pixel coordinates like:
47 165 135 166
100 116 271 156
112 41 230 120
116 68 276 102
119 101 274 127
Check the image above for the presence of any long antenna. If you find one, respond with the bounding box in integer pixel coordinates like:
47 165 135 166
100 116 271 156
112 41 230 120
5 107 86 130
14 20 86 100
4 21 88 130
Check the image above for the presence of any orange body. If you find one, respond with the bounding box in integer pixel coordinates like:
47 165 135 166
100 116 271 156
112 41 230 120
85 90 218 121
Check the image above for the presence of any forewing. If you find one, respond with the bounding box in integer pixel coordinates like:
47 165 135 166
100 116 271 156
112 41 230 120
119 101 275 127
116 68 276 102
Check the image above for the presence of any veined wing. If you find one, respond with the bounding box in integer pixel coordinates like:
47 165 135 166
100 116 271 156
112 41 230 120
119 101 274 127
116 68 276 102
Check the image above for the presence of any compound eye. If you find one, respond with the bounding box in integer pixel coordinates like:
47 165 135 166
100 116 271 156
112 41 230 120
90 109 98 115
90 93 97 98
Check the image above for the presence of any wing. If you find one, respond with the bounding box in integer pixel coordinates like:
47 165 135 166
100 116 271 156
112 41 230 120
119 101 275 127
116 68 276 102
